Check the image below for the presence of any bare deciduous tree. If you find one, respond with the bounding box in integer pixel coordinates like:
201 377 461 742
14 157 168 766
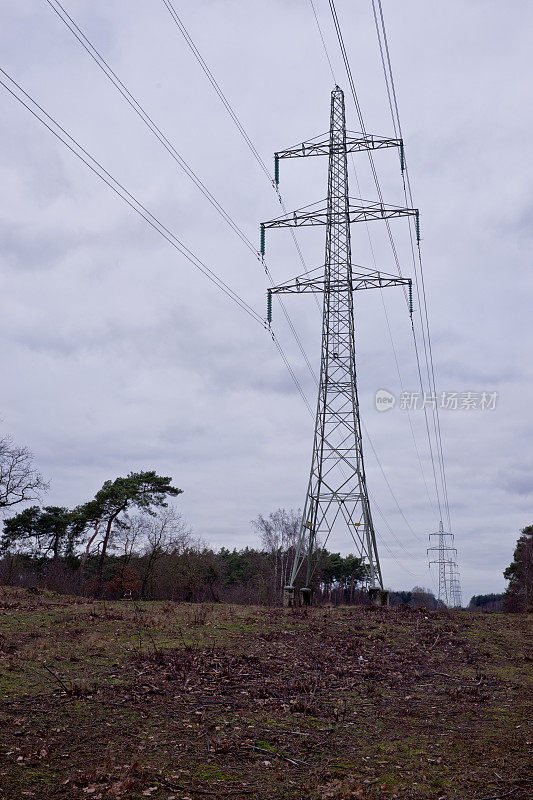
129 506 192 597
0 437 48 509
252 508 301 597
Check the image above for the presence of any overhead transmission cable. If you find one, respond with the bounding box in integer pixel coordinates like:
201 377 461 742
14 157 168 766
44 1 418 578
309 1 443 593
309 0 337 82
0 67 264 327
368 0 450 527
160 0 322 313
327 0 447 527
0 63 319 425
370 0 452 532
45 0 256 258
161 0 270 182
44 0 318 388
351 158 437 518
373 3 454 596
308 0 437 529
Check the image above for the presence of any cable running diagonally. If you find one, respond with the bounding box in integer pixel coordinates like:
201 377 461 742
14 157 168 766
45 0 319 390
45 0 257 257
371 0 452 532
160 0 322 311
328 0 447 525
1 64 321 434
161 0 271 182
0 67 263 327
307 1 438 533
309 0 337 83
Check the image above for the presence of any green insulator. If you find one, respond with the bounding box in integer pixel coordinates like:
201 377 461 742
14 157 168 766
267 290 272 323
260 225 265 255
408 281 413 314
274 154 279 186
415 211 420 242
400 141 405 172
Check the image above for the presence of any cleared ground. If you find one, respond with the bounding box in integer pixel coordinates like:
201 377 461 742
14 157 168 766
0 587 531 799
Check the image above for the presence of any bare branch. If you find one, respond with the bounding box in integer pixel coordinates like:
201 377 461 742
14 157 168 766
0 437 49 509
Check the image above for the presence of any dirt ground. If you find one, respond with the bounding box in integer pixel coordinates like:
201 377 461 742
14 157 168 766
0 587 531 800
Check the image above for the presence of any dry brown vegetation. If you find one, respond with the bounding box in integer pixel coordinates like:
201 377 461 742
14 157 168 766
0 587 531 799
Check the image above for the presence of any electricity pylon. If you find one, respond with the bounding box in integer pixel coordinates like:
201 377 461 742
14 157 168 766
260 86 419 603
449 566 463 608
428 520 462 607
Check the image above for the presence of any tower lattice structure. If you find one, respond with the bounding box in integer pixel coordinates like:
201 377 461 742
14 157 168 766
428 520 462 608
261 86 419 601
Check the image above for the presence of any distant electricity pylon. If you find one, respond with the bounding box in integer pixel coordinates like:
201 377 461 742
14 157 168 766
260 86 418 605
428 521 462 608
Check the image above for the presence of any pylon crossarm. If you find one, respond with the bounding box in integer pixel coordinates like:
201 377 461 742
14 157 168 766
426 547 457 564
276 131 402 159
262 198 418 229
269 271 411 295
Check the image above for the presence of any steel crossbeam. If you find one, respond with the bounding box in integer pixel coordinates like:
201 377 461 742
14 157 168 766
276 131 402 159
262 199 417 230
269 269 411 295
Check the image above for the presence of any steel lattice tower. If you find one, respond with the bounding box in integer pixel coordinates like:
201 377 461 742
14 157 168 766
428 520 461 607
261 87 419 603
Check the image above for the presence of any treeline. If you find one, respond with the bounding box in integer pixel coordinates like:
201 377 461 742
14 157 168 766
0 459 458 608
0 546 371 605
2 444 530 611
468 593 504 612
0 468 443 606
0 546 445 610
0 488 375 604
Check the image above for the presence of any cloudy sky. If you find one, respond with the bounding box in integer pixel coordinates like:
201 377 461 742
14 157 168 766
0 0 531 601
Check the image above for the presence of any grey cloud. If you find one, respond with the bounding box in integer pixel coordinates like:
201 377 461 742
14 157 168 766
501 472 532 498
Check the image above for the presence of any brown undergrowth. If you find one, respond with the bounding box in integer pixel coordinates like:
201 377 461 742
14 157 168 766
0 588 531 799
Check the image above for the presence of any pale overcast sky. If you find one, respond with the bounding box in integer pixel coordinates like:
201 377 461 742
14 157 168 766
1 0 531 601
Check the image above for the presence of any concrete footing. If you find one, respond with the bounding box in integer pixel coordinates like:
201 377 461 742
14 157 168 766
300 587 312 606
368 587 380 606
369 587 390 607
283 586 295 607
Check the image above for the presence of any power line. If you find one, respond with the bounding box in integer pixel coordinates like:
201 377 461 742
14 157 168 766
44 0 258 259
0 66 264 327
371 0 452 532
160 0 323 313
308 0 337 83
45 0 319 396
302 1 438 538
370 0 457 595
0 66 317 463
161 0 271 183
348 154 437 517
328 0 449 528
